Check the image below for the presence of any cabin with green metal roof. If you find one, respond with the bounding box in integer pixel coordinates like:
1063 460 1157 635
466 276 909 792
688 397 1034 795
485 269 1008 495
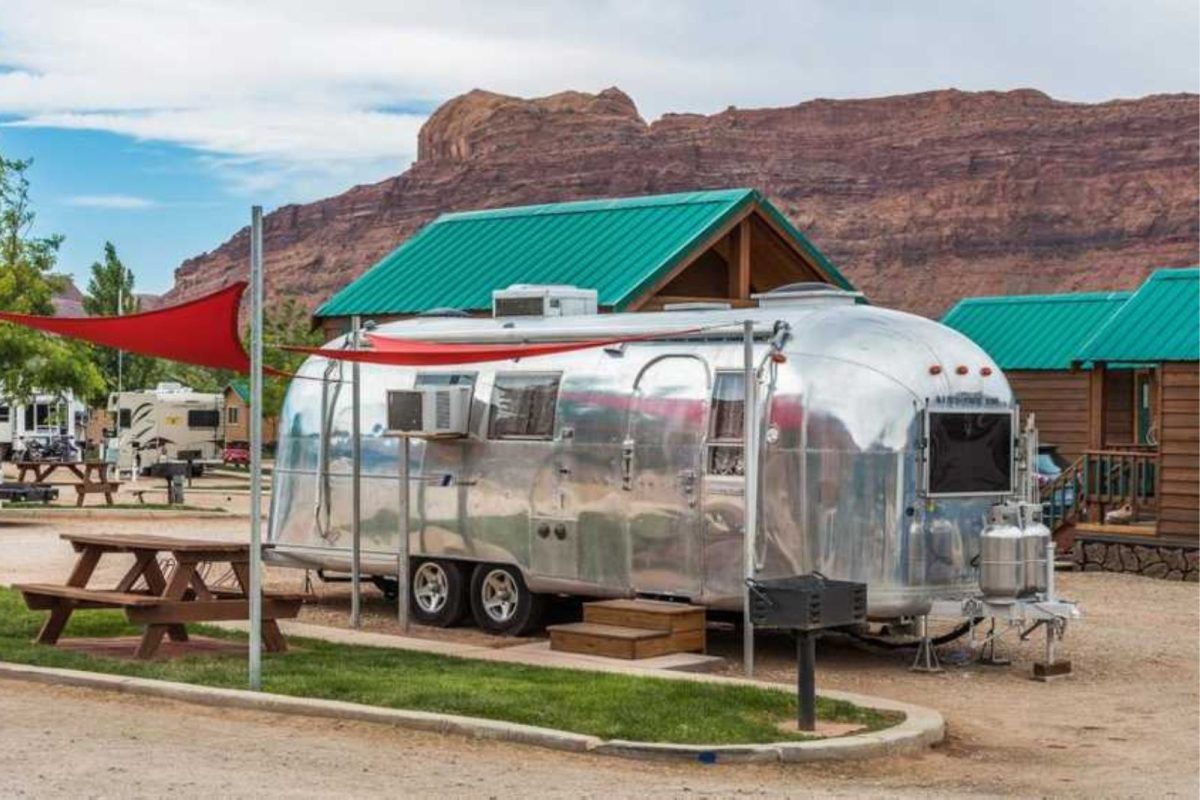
314 188 856 337
222 379 276 449
945 267 1199 559
1072 267 1199 544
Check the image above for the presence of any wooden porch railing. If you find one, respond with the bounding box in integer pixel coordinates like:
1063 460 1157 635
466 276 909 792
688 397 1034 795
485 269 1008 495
1041 448 1159 533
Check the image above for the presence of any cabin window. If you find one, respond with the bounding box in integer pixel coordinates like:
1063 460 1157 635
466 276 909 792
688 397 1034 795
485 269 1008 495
708 372 745 475
227 406 239 425
488 374 559 440
187 409 221 429
118 409 132 430
0 406 8 423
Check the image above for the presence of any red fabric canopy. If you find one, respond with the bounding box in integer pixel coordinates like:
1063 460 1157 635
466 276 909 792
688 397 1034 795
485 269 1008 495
283 330 686 366
0 282 251 373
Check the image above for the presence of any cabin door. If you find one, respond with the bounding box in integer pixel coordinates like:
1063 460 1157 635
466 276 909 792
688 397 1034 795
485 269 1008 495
624 355 708 599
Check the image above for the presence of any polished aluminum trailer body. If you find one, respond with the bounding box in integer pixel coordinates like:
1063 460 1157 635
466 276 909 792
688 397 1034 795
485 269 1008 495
267 298 1014 618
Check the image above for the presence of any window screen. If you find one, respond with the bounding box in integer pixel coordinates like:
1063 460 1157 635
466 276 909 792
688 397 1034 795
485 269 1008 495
927 411 1014 495
187 409 220 429
708 373 745 475
489 374 559 439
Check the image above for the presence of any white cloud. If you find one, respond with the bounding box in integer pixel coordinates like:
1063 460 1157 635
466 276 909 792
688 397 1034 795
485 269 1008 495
62 193 157 209
0 0 1195 201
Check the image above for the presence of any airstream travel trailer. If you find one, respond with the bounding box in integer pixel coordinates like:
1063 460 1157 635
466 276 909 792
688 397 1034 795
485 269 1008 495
107 382 225 473
267 284 1049 636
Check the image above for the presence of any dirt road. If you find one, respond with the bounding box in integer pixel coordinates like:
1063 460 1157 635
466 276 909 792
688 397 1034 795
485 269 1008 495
1 515 1196 797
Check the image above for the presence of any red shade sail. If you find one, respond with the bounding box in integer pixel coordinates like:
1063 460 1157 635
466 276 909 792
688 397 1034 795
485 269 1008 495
0 282 251 373
282 329 703 367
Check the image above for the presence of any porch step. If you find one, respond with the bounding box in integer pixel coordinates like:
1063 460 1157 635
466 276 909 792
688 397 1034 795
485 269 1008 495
547 599 707 660
582 598 706 633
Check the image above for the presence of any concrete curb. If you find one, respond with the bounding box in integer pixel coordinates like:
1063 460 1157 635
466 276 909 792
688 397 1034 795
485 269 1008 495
0 660 942 764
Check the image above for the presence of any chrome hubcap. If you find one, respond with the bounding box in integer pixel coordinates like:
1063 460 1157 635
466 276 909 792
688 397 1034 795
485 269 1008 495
481 569 519 623
412 562 449 614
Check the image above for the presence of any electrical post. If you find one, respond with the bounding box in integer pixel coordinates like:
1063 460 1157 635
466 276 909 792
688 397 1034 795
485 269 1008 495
350 315 363 628
742 319 757 678
398 435 410 631
248 206 264 691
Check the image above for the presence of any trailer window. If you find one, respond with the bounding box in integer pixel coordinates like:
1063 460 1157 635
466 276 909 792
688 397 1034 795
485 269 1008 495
489 374 559 439
0 406 8 423
708 373 744 475
118 409 131 429
927 411 1014 495
416 373 476 388
187 409 221 429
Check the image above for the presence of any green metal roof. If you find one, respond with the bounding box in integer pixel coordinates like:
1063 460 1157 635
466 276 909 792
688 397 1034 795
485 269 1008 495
941 291 1131 370
316 188 853 318
1076 267 1200 364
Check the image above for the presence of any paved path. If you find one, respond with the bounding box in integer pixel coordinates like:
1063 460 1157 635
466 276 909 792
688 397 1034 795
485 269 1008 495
0 678 938 799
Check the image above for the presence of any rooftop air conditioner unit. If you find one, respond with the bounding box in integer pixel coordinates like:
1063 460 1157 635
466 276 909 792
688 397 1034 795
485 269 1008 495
492 284 598 318
386 387 472 437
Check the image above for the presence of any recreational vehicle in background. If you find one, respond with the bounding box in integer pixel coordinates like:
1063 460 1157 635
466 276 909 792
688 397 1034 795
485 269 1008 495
107 382 225 474
0 391 86 461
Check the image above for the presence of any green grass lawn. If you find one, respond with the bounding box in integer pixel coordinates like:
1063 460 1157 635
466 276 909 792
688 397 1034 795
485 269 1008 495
0 586 899 744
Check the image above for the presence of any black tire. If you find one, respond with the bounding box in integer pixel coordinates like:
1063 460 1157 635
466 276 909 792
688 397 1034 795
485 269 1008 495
469 563 546 636
409 559 469 627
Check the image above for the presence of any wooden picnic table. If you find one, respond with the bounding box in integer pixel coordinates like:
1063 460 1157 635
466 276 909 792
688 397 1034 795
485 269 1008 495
15 460 110 485
14 461 121 506
15 533 305 659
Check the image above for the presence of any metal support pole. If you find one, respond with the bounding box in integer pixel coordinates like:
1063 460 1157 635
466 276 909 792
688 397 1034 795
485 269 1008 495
397 436 410 630
248 206 264 691
350 315 363 629
116 279 123 394
797 631 816 732
742 320 756 677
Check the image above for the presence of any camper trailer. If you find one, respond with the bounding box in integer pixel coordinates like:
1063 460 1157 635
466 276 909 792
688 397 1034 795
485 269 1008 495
107 382 225 473
268 284 1033 636
0 391 85 461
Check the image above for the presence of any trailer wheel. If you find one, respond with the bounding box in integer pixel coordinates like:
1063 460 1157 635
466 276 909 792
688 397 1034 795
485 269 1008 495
409 559 468 627
469 564 546 636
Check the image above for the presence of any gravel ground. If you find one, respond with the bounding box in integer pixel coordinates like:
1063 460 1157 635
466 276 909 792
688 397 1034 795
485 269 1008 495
1 513 1196 798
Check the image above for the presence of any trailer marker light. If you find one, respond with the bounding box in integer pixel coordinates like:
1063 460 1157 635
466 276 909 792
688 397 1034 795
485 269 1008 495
955 365 969 375
928 365 942 375
770 351 787 364
981 366 993 376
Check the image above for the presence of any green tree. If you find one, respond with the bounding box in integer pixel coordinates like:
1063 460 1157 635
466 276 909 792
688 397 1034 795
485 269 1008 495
81 241 162 401
0 157 103 404
260 297 323 418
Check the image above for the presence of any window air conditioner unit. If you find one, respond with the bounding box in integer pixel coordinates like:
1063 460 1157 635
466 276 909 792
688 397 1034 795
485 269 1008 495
386 387 471 437
492 284 598 318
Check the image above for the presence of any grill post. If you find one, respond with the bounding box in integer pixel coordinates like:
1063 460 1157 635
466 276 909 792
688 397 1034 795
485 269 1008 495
797 630 817 731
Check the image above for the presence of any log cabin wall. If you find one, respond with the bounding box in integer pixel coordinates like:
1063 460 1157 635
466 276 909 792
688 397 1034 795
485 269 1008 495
1157 362 1199 540
1006 370 1090 462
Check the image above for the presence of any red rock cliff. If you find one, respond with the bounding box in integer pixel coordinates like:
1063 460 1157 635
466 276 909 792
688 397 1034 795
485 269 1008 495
163 87 1199 318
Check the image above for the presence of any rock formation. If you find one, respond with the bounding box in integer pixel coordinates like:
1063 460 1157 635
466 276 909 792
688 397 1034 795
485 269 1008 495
163 87 1199 319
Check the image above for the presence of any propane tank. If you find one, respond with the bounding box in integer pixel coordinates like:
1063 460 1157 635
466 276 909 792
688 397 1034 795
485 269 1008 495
1019 502 1051 595
979 503 1024 600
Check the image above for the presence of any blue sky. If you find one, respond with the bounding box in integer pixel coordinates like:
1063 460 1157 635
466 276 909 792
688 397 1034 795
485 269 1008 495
0 0 1196 296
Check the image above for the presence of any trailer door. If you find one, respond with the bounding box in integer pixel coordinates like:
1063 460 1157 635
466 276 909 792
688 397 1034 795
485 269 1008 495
624 355 708 598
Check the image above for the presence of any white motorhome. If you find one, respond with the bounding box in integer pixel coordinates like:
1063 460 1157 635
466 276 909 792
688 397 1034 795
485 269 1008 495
107 382 225 473
0 391 86 460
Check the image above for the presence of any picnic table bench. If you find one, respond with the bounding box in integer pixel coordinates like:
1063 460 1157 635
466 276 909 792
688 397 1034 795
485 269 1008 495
15 533 306 659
